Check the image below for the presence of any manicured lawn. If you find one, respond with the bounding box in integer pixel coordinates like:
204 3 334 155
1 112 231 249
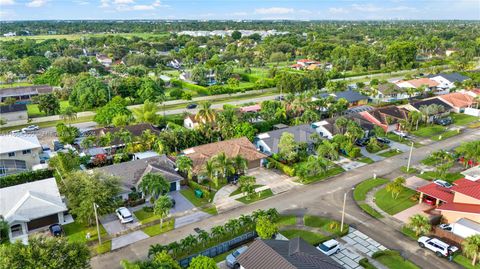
374 187 417 215
451 113 479 126
142 219 175 237
133 208 160 224
180 188 218 215
366 143 388 153
95 240 112 255
354 178 389 201
357 156 374 164
417 171 463 183
63 221 107 244
280 229 330 245
411 125 445 137
385 133 420 147
303 215 348 236
359 203 383 218
421 156 438 166
401 226 419 241
277 215 297 227
378 149 402 158
229 184 264 197
454 255 480 269
213 250 232 263
430 129 461 141
236 189 274 204
300 165 345 184
27 100 70 117
400 166 419 174
375 251 420 269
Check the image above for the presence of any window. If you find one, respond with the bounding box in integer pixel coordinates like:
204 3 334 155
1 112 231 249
22 149 31 155
8 152 15 157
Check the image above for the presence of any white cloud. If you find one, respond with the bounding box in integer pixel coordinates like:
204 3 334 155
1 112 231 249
0 9 15 19
74 0 89 5
328 7 349 14
113 0 134 4
131 4 154 10
351 3 416 13
254 7 293 15
99 0 109 7
113 0 165 11
0 0 15 5
26 0 47 7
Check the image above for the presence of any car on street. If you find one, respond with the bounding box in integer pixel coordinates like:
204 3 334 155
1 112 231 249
115 207 134 224
376 137 390 144
49 224 64 237
21 125 40 133
418 236 458 257
316 239 340 256
435 117 452 126
392 130 409 139
275 95 285 101
226 246 248 268
355 138 369 147
186 103 197 109
10 130 22 135
433 179 452 188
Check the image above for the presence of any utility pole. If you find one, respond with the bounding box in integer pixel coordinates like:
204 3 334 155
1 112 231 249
340 192 347 233
406 141 414 172
93 203 102 245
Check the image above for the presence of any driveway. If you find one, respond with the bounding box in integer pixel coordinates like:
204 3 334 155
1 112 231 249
100 213 141 236
404 176 430 190
393 203 433 223
111 231 149 250
360 147 385 162
246 168 299 194
170 190 195 214
335 156 367 171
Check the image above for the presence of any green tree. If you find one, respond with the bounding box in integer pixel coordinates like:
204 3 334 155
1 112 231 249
407 214 431 237
152 251 181 269
456 141 480 167
463 235 480 266
189 255 218 269
213 152 235 186
0 235 90 269
19 56 50 75
52 57 84 74
35 93 60 115
154 195 173 229
138 77 164 102
278 132 297 163
176 156 193 180
94 96 132 125
69 76 108 109
133 100 160 124
139 173 170 201
385 177 406 199
317 140 339 161
56 123 79 144
48 150 80 177
231 30 242 40
386 41 417 69
239 175 256 200
195 101 216 124
256 215 278 239
33 67 63 86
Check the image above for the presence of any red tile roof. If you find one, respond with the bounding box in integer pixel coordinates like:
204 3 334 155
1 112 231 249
439 92 476 108
417 183 454 203
240 104 261 113
402 78 439 88
451 178 480 200
437 203 480 214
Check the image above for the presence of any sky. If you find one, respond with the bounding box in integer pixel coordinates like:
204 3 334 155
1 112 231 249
0 0 479 21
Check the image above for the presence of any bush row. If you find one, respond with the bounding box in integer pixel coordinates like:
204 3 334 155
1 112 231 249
0 169 54 188
188 180 212 199
266 158 296 177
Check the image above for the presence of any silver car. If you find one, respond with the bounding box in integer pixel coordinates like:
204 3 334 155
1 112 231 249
115 207 134 224
226 246 248 268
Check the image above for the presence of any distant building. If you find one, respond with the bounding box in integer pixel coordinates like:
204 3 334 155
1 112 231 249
0 134 42 176
314 90 369 107
3 32 16 37
96 54 112 67
0 103 28 123
255 124 317 155
427 72 470 91
183 115 200 130
0 85 53 103
438 92 478 113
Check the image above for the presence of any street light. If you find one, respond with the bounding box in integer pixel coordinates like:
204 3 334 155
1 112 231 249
93 203 102 245
406 141 414 172
340 187 355 233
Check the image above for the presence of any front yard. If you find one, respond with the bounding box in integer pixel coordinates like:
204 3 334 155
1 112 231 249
180 187 218 215
63 221 111 255
133 208 160 225
411 125 446 137
298 165 345 184
281 229 329 245
141 219 175 237
374 187 417 215
236 189 273 204
417 171 463 183
378 149 402 158
374 250 420 269
303 215 348 236
451 113 479 126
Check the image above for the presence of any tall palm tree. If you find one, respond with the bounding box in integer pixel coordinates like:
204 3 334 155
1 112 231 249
175 156 193 180
232 155 248 175
225 219 240 234
345 121 364 143
463 235 480 266
334 116 349 134
154 195 173 229
239 214 254 229
195 101 216 124
180 234 198 252
139 173 170 200
213 152 234 185
317 140 339 161
201 159 217 187
210 226 225 242
386 177 406 199
197 230 210 247
408 111 422 131
407 214 431 237
60 106 77 124
167 241 181 259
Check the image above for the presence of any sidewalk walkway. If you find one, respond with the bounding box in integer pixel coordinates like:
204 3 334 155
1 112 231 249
360 147 385 162
363 184 404 230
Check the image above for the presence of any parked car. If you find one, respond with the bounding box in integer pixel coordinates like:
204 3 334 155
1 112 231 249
355 138 369 147
392 130 409 139
433 179 452 188
435 117 452 126
49 224 64 237
186 103 197 109
22 125 40 133
53 140 64 151
115 207 134 223
275 95 285 101
10 130 21 135
376 137 391 144
226 246 248 268
423 196 436 205
417 236 458 257
439 223 453 231
316 239 340 256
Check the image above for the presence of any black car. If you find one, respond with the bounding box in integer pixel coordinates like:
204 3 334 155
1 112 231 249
435 117 452 126
355 138 369 147
376 137 391 144
275 95 285 101
49 224 64 237
186 103 197 109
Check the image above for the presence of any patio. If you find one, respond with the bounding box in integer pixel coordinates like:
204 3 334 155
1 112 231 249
393 203 433 223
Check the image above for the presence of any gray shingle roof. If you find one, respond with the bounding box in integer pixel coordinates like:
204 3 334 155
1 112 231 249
237 238 343 269
257 124 316 154
318 90 368 103
410 98 453 111
0 103 27 113
0 85 53 98
427 72 469 83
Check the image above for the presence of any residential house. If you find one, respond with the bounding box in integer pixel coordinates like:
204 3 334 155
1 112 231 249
237 237 343 269
417 166 480 223
438 92 478 113
183 115 200 130
0 178 69 243
0 103 28 123
315 90 369 108
239 104 261 114
96 155 183 200
401 97 453 123
96 54 112 67
396 78 444 94
0 85 53 103
0 134 42 176
255 124 317 155
427 72 470 91
367 83 414 103
182 137 267 176
359 106 409 132
313 113 375 139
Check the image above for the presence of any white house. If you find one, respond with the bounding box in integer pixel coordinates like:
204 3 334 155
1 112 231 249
96 54 112 67
427 73 470 91
0 178 69 244
184 115 200 130
0 134 42 176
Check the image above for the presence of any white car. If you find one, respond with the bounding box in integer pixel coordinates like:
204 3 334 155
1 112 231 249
433 179 452 188
10 130 22 134
316 239 340 256
418 236 458 257
115 207 134 224
21 125 40 133
392 130 409 139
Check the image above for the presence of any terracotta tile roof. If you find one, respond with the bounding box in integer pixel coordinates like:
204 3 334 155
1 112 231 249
240 104 261 113
451 178 480 200
182 137 266 174
297 59 316 63
417 183 454 203
403 78 439 88
439 92 476 108
360 106 409 126
437 203 480 214
291 64 303 68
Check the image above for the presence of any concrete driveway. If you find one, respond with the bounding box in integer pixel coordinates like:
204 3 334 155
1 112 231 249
100 213 141 235
246 168 299 194
335 156 367 171
170 190 195 214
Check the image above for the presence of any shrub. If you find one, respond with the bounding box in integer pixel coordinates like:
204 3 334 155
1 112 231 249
372 250 397 258
267 158 295 177
182 82 209 95
359 258 376 269
0 169 54 188
169 88 183 99
188 180 211 199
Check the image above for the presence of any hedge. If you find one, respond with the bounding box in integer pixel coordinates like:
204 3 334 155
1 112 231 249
181 82 209 95
0 169 54 188
188 180 212 199
267 158 295 177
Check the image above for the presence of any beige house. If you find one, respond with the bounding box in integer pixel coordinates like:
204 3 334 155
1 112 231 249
0 134 42 176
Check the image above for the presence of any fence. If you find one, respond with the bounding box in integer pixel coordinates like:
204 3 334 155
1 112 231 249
178 231 257 268
432 227 464 246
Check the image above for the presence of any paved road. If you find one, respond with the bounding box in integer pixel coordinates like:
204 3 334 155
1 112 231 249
91 128 479 269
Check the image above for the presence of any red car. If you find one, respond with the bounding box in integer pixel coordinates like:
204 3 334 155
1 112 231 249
424 196 436 205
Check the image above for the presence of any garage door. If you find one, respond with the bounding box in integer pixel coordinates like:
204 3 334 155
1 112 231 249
27 214 58 230
170 181 178 192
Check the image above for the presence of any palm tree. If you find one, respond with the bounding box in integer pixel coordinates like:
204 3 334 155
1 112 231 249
418 105 432 125
167 241 181 258
197 230 210 247
386 177 406 199
117 129 133 146
334 117 349 134
456 141 480 167
154 195 173 229
195 101 216 124
180 234 198 252
232 155 248 175
60 106 77 124
175 156 193 180
140 129 157 150
99 132 113 148
239 214 254 229
81 135 96 149
213 152 234 186
317 140 339 161
148 244 166 258
463 235 480 266
225 219 240 234
210 226 225 242
139 173 170 201
407 214 431 237
345 121 364 143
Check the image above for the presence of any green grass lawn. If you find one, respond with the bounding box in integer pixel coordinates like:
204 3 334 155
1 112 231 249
277 215 297 226
303 215 349 236
400 166 419 174
354 178 389 201
63 221 107 244
401 226 419 241
95 240 112 255
385 133 422 148
280 229 330 245
133 208 160 225
451 113 479 126
454 255 480 269
236 189 274 204
359 203 383 218
430 129 461 141
0 82 33 88
417 171 463 183
411 125 446 137
229 184 264 197
180 188 218 215
299 165 345 184
213 250 232 263
26 100 70 117
357 156 375 164
142 219 175 237
0 115 94 132
375 251 420 269
378 149 402 158
374 187 417 215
